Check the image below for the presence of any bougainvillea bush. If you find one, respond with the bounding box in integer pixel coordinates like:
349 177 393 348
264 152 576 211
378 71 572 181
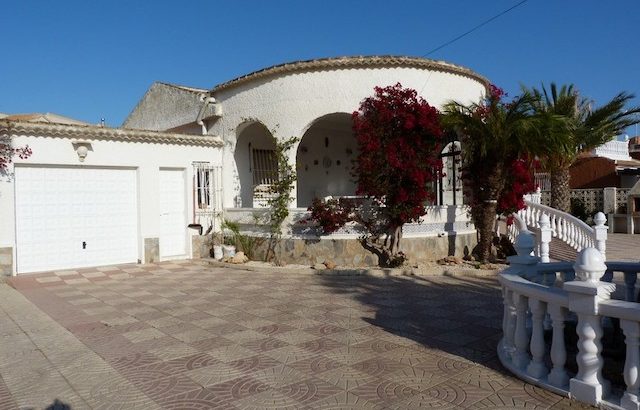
0 132 31 179
307 83 442 267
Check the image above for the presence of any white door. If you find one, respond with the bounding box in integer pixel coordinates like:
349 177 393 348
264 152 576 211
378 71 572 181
159 169 187 258
15 167 138 274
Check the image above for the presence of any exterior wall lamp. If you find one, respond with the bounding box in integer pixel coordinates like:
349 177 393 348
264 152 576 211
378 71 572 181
71 140 92 162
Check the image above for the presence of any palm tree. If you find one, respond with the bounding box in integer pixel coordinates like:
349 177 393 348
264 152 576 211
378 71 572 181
442 87 545 262
527 83 640 213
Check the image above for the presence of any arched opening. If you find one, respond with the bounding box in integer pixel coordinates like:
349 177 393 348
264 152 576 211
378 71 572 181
296 113 357 208
438 136 463 206
234 122 277 208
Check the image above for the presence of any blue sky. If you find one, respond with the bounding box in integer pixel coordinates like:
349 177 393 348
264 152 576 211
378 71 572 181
1 0 639 135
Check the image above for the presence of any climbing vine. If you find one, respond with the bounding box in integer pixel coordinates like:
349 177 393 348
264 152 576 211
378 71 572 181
264 136 299 262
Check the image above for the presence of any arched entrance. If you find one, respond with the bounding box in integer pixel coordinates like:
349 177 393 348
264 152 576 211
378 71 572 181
296 113 357 208
234 122 277 208
438 136 463 206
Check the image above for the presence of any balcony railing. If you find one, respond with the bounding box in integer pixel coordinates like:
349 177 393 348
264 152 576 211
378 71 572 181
499 231 640 408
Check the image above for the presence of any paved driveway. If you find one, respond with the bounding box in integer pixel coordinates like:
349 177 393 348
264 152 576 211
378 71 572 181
0 261 586 409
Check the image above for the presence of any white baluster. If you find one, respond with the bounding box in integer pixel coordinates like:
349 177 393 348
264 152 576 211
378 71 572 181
565 248 614 405
502 289 516 359
593 212 607 261
548 304 569 388
513 293 530 370
621 319 640 410
539 214 551 263
527 298 548 378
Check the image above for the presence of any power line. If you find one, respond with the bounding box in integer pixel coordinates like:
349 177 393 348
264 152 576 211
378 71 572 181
423 0 528 57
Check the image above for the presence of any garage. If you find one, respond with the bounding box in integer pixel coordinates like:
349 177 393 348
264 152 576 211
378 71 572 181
14 166 139 274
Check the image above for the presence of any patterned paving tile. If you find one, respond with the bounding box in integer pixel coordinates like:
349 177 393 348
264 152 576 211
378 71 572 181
186 362 246 387
493 381 564 408
311 390 386 409
421 378 494 408
5 261 578 409
287 355 344 375
207 344 258 363
315 366 378 390
277 376 343 405
157 387 236 409
233 388 305 410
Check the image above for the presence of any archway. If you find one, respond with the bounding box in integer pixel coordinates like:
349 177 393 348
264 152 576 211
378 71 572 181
438 138 463 206
296 113 357 208
234 122 277 208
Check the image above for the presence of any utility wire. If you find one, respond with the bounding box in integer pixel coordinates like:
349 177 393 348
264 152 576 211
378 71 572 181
423 0 528 57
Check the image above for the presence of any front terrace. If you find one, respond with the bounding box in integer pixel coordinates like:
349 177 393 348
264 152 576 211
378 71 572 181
1 260 587 408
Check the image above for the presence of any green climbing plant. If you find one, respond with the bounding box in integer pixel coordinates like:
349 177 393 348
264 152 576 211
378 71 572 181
264 136 299 262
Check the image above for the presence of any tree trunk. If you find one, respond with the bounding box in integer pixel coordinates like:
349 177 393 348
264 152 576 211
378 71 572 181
473 199 498 262
550 168 571 213
360 225 406 268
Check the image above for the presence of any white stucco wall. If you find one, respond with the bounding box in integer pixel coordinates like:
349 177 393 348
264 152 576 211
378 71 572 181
208 65 486 208
0 135 221 270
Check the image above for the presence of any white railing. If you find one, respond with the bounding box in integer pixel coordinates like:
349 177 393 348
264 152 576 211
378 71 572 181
499 231 640 409
516 191 608 262
593 139 632 161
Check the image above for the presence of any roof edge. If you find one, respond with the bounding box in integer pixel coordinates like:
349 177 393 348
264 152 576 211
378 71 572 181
211 55 490 94
1 119 223 148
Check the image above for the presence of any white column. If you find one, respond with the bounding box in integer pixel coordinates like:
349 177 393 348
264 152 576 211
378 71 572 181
513 293 530 370
501 288 517 363
621 319 640 410
526 298 548 378
593 212 608 261
548 304 569 388
565 248 614 406
539 213 552 263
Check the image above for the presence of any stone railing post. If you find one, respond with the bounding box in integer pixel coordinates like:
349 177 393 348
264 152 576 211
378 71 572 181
539 214 552 263
564 248 615 406
504 231 540 281
593 212 607 261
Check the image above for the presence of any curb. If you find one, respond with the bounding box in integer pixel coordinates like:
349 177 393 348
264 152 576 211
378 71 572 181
200 258 501 279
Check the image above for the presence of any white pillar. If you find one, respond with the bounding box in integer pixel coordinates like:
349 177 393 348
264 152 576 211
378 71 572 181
504 231 540 281
526 298 548 378
539 214 552 263
593 212 608 261
564 248 614 406
513 292 530 370
621 319 640 410
548 304 569 388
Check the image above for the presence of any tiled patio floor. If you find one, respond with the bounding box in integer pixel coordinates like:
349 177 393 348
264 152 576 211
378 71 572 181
0 261 590 409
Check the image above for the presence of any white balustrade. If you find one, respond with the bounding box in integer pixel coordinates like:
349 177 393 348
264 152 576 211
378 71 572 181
515 193 608 261
499 230 640 409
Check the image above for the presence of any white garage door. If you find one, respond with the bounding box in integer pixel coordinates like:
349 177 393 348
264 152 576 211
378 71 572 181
159 169 187 258
15 167 138 274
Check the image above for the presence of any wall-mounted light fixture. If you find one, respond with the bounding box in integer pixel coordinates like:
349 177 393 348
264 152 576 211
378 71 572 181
71 140 93 162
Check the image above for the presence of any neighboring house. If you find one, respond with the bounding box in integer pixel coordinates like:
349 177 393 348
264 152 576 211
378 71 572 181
570 140 640 189
2 56 489 274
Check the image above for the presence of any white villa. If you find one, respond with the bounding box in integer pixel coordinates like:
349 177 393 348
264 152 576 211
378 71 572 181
1 56 489 275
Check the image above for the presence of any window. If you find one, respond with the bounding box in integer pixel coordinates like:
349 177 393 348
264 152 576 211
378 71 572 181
251 149 278 186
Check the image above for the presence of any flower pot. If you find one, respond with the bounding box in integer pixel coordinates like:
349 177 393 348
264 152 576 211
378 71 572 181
222 245 236 258
212 245 223 260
